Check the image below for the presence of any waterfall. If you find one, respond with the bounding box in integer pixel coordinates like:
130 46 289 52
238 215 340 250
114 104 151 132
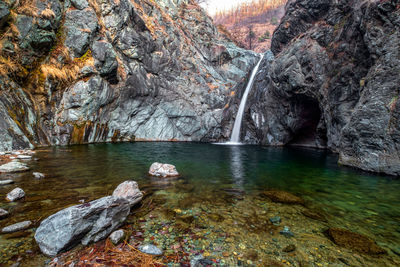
229 54 264 144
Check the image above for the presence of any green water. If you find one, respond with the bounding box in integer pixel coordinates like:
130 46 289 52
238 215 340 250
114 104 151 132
0 143 399 265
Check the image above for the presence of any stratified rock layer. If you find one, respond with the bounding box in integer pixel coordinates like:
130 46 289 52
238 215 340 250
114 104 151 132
0 0 257 150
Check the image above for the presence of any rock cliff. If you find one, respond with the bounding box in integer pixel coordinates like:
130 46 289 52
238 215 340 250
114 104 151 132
240 0 400 175
0 0 257 149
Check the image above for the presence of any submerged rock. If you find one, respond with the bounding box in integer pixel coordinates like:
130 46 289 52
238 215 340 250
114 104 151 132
0 161 29 173
0 208 9 219
0 179 14 185
269 216 281 226
138 244 163 256
261 190 304 205
280 226 294 237
109 229 125 245
33 172 45 179
2 221 32 233
6 187 25 201
34 181 143 256
282 244 296 252
326 228 386 255
149 162 179 178
301 209 327 222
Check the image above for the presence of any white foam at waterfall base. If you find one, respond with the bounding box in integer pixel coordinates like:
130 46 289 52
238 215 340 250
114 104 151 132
229 54 264 144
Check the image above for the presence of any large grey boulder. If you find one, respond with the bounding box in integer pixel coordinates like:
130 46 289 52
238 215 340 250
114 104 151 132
34 181 143 256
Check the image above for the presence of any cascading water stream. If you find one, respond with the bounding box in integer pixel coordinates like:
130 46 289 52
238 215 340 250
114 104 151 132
228 54 264 145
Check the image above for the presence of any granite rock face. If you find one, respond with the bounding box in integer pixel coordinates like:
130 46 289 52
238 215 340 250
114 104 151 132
237 0 400 175
0 0 257 150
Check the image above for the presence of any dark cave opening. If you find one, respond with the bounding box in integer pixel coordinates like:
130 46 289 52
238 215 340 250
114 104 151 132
288 97 327 148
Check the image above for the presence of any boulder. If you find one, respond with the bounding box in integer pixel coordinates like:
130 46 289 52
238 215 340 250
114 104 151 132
0 179 14 185
34 181 143 256
326 228 386 255
0 161 29 173
0 208 9 219
112 180 143 205
149 162 179 178
33 172 45 179
261 190 304 205
2 221 32 233
109 229 125 245
6 187 25 201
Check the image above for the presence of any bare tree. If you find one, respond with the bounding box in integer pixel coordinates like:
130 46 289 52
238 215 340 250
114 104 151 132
247 25 255 50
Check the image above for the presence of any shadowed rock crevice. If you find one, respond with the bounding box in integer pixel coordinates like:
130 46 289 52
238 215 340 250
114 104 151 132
287 96 326 148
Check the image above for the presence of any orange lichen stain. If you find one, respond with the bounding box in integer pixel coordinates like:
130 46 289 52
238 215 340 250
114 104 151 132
70 122 87 144
230 91 235 96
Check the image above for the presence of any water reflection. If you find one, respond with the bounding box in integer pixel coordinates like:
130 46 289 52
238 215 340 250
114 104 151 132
229 145 244 187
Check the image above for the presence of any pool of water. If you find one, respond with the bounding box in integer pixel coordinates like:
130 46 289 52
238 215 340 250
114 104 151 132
0 143 399 266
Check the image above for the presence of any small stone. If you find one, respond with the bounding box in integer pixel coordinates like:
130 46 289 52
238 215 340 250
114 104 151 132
6 188 25 201
2 221 32 233
0 208 9 219
0 161 29 173
33 172 45 179
149 162 179 177
138 244 163 255
280 226 294 237
0 179 14 185
17 155 32 160
282 244 296 252
109 229 125 245
269 216 281 226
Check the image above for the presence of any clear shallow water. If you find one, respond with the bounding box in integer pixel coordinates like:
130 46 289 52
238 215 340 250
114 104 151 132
0 142 399 265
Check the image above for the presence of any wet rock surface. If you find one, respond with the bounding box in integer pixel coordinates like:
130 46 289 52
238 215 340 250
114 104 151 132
6 187 25 201
238 0 400 175
32 172 45 179
0 161 29 173
2 221 32 233
34 181 143 256
0 179 14 185
0 208 8 219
